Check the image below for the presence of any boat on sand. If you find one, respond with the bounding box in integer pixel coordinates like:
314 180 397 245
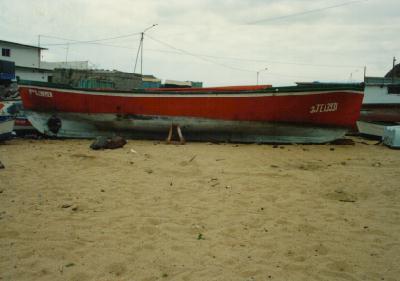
19 81 364 143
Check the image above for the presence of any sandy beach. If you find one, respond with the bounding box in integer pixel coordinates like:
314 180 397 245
0 137 399 281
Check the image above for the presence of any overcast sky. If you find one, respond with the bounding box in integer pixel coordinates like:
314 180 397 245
1 0 399 86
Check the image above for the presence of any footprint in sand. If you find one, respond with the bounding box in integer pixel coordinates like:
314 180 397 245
107 262 127 277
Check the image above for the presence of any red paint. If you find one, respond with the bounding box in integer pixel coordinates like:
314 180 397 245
14 118 32 126
19 86 363 128
360 104 400 122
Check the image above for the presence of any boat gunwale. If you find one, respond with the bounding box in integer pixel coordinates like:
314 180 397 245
18 80 364 96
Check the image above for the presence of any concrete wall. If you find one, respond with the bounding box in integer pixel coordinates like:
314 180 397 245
41 61 89 70
16 68 51 82
364 77 400 104
52 69 142 91
363 85 400 104
0 42 41 68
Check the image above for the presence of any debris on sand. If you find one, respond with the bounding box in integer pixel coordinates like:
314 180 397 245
330 138 355 145
326 190 357 203
90 136 127 150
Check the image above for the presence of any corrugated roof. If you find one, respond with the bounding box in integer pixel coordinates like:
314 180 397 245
0 39 48 50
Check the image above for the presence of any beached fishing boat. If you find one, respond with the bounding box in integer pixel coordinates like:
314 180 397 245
356 77 400 137
360 77 400 122
18 81 364 143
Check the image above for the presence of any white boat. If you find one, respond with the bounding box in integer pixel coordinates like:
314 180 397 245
0 100 35 135
357 76 400 137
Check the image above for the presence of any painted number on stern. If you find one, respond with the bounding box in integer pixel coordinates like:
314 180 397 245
310 102 338 114
29 89 53 98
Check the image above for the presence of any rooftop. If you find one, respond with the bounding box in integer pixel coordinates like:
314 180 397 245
0 39 47 50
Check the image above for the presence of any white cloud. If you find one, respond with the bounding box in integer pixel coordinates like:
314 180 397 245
1 0 399 86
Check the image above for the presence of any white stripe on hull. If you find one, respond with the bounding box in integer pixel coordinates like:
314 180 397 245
26 111 347 143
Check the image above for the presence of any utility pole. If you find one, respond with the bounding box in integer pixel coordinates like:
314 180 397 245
349 69 359 83
134 34 142 75
134 24 158 77
38 34 41 69
256 67 268 85
65 43 69 64
363 66 366 82
392 56 396 84
140 32 144 76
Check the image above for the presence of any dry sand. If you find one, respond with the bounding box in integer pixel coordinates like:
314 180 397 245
0 138 399 281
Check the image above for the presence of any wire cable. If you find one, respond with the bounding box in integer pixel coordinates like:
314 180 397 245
40 32 141 46
248 0 369 24
146 34 255 73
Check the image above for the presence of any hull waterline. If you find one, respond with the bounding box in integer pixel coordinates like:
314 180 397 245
25 111 348 143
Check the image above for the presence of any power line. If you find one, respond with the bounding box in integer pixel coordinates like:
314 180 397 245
40 32 141 46
43 36 363 70
145 34 255 73
44 38 363 69
176 52 363 68
143 46 362 69
145 35 361 79
43 41 139 49
41 34 363 70
248 0 369 24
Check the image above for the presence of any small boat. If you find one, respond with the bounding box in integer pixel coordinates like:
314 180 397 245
360 77 400 123
0 100 36 135
356 121 390 138
18 80 364 143
357 76 400 137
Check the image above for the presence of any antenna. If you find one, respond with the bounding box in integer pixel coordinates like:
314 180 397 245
38 34 41 69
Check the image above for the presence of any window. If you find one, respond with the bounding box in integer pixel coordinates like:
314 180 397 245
388 85 400 94
2 48 10 57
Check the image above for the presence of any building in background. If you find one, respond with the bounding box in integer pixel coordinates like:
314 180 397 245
1 39 202 90
0 39 52 82
0 60 17 98
0 60 15 81
41 61 89 71
163 79 203 88
52 68 144 90
141 75 162 89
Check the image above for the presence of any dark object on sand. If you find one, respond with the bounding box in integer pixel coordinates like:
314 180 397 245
90 136 127 150
0 161 4 169
330 138 355 145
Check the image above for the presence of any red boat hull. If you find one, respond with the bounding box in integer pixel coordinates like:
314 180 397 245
19 84 364 143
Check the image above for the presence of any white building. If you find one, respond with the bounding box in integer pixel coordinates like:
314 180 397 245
0 39 52 82
363 76 400 104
